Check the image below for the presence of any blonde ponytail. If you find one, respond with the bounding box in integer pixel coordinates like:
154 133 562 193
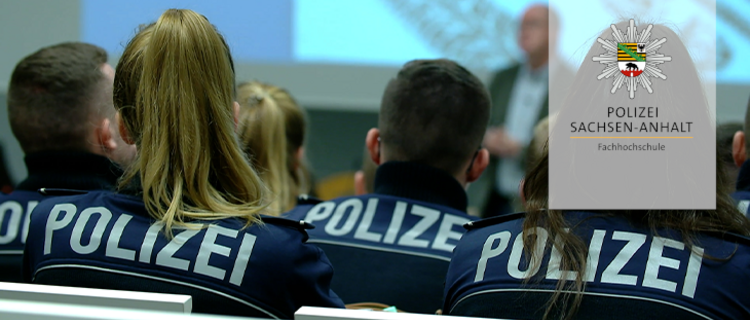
237 82 307 214
114 9 268 236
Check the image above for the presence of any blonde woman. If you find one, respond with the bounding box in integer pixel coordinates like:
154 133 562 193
23 9 343 318
236 81 309 214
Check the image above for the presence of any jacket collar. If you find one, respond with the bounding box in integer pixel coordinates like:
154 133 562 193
17 151 122 192
373 161 468 212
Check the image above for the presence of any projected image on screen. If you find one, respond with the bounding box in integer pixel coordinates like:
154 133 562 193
82 0 750 84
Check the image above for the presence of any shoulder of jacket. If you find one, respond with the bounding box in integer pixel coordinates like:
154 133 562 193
260 215 314 230
37 188 91 196
463 212 526 230
296 194 323 206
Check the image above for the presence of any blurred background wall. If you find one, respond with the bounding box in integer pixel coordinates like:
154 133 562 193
1 0 748 194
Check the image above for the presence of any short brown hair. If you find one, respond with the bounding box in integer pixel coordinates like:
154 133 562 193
379 59 490 174
8 42 108 154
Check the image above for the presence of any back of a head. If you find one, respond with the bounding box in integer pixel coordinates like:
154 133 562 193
236 81 307 213
8 42 108 154
379 59 490 175
113 9 267 232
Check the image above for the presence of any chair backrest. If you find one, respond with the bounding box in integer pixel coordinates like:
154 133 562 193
314 243 449 314
32 266 276 317
0 282 192 313
294 306 502 320
0 299 268 320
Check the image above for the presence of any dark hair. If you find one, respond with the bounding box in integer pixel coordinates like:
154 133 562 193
379 59 490 174
8 42 108 154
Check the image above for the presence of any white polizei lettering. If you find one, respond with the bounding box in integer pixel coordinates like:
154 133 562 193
432 214 470 252
21 201 38 244
682 246 704 298
546 233 578 281
155 229 200 271
601 231 646 286
474 231 511 282
229 233 257 286
70 207 113 255
325 199 363 236
353 198 382 242
139 222 164 263
105 214 136 261
383 202 408 244
642 236 683 292
304 202 336 223
195 225 238 280
584 230 606 282
0 201 23 244
397 205 439 248
508 227 549 279
44 203 77 254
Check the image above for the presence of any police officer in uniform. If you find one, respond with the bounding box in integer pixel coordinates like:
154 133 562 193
444 155 750 319
1 42 134 282
285 59 490 313
444 21 750 317
24 10 343 318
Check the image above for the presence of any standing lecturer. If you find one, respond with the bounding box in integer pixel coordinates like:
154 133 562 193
469 4 570 217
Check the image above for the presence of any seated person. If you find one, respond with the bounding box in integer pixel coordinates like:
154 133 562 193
1 42 134 282
444 22 750 320
23 9 343 318
236 81 310 214
285 59 490 313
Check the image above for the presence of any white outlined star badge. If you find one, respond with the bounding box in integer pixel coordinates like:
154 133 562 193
593 20 672 99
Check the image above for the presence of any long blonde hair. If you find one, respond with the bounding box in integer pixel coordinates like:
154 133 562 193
113 9 267 235
236 81 308 214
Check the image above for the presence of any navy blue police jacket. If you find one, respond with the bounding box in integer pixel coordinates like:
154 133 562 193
23 190 344 319
732 159 750 215
285 161 478 313
444 211 750 320
0 151 122 282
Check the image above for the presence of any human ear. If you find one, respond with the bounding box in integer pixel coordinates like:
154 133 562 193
733 131 746 168
97 118 117 151
116 112 135 145
365 128 381 165
466 148 490 183
233 101 240 129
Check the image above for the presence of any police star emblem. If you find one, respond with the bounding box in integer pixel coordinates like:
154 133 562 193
593 20 672 99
